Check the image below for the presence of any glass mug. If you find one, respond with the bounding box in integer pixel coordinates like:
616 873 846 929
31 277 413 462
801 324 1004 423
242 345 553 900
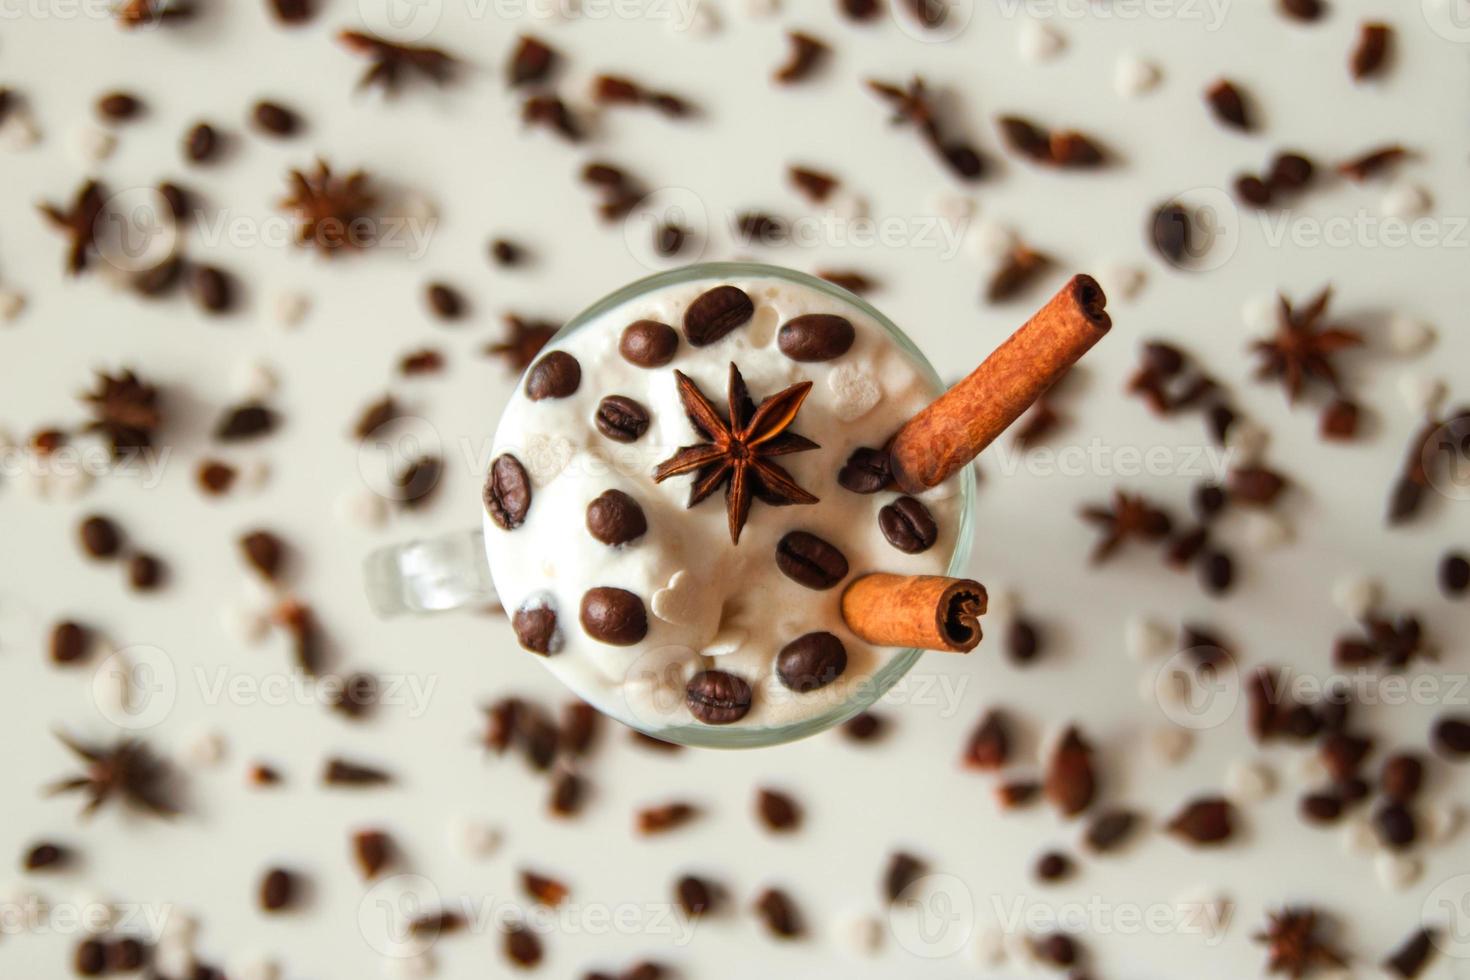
364 262 977 748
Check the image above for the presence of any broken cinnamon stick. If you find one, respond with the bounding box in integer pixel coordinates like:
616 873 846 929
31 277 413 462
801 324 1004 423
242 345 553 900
889 275 1111 494
841 574 987 653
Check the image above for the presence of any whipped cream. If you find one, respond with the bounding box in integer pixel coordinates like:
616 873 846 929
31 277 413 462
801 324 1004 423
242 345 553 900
484 271 961 732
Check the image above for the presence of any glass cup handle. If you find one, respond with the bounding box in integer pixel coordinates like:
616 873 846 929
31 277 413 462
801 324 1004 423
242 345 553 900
363 528 498 617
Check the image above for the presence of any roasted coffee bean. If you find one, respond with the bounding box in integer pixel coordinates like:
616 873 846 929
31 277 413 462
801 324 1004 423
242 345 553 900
775 632 847 692
184 122 220 162
1268 152 1316 190
192 264 233 313
1035 851 1073 882
844 711 885 742
1150 202 1192 264
105 938 145 972
216 403 278 440
525 350 581 400
683 285 754 347
1200 549 1235 594
79 514 122 558
685 669 752 724
1300 792 1343 824
1373 801 1418 850
51 621 89 665
586 490 648 546
252 100 299 136
97 91 143 121
512 598 560 655
676 875 716 916
1381 754 1424 801
549 770 585 816
260 867 295 911
1384 928 1437 979
775 531 849 590
1441 552 1470 597
485 454 532 529
619 319 679 367
425 282 465 320
756 788 801 831
241 530 286 581
128 553 165 591
963 710 1010 770
1084 809 1139 853
879 496 938 554
75 939 107 977
594 395 650 443
753 888 801 938
504 924 542 967
1433 716 1470 757
883 852 926 903
1007 617 1042 664
580 587 648 645
1168 797 1235 843
24 841 69 870
837 447 890 494
777 314 855 362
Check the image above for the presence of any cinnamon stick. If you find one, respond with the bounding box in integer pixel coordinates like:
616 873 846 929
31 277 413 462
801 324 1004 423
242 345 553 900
841 574 987 653
889 274 1111 494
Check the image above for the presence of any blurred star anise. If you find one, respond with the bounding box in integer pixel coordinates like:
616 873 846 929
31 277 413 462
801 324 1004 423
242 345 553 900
82 369 161 455
280 160 377 253
338 30 455 94
485 315 560 371
38 180 107 275
48 733 178 818
654 364 819 544
1251 287 1362 402
1254 908 1346 978
1081 490 1173 563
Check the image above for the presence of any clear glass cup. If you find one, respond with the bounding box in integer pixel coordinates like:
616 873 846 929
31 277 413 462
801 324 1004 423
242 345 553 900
365 262 977 748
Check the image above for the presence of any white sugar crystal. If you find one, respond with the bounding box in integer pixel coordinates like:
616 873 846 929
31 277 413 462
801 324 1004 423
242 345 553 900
0 287 26 322
1387 314 1435 355
239 458 271 491
1374 852 1422 892
183 729 226 767
336 488 389 529
966 220 1017 262
69 124 116 165
220 603 272 645
449 815 500 859
1423 802 1463 844
1149 726 1194 765
1224 419 1269 464
1397 372 1447 416
521 432 575 485
234 956 281 980
1224 759 1276 803
272 290 310 328
1295 754 1328 785
1174 888 1230 941
828 190 869 221
160 908 199 944
652 570 700 626
399 191 438 225
1240 294 1276 332
233 360 278 401
1340 815 1377 857
153 939 195 978
974 927 1007 967
1114 55 1161 98
1380 182 1432 219
841 912 884 956
1244 511 1292 551
1125 615 1174 661
742 0 780 16
1003 931 1037 966
828 365 881 422
1018 21 1066 63
929 192 976 226
1095 263 1146 302
383 952 435 979
681 2 720 35
2 109 42 149
1331 575 1379 620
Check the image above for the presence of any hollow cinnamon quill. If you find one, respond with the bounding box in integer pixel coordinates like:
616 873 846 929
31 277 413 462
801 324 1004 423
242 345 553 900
889 274 1111 494
841 574 987 653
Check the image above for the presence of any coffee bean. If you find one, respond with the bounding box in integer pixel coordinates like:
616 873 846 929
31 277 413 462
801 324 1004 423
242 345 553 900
586 489 647 546
425 282 464 320
1035 851 1073 882
685 669 753 724
1433 716 1470 757
1084 809 1139 853
97 91 143 121
1373 801 1417 850
777 313 855 362
525 350 581 400
1381 754 1424 801
105 938 145 973
485 454 532 530
24 841 69 870
683 285 754 346
75 939 107 977
128 553 165 591
184 122 220 163
259 867 295 911
1200 549 1234 594
676 875 716 916
580 587 647 645
775 632 847 692
1007 618 1041 664
879 496 938 554
51 621 89 665
619 319 679 367
512 597 560 655
192 264 233 313
79 514 122 558
252 100 299 136
752 888 801 938
1300 792 1343 824
837 447 890 494
1150 202 1192 264
756 788 801 831
594 395 650 443
1441 552 1469 597
775 531 849 590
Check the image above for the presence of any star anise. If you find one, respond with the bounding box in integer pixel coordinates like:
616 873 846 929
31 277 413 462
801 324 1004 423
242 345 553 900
1254 908 1346 977
1251 287 1362 402
1334 612 1433 670
82 369 161 455
116 0 193 28
653 364 819 544
1080 490 1173 563
47 733 178 818
279 160 376 254
38 180 107 274
338 30 455 94
485 315 560 371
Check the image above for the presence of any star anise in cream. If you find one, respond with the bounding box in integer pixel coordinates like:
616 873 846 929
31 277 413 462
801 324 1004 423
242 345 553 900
38 180 107 275
82 369 161 455
280 160 377 254
1251 287 1362 402
338 30 455 94
48 733 178 818
653 364 819 544
1254 907 1346 977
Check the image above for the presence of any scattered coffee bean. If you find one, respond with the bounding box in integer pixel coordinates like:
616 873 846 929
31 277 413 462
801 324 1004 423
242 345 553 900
127 553 164 591
840 0 881 21
579 587 648 645
197 460 236 495
1034 934 1081 968
883 852 926 903
548 770 585 816
1440 552 1469 597
756 788 801 831
252 100 300 136
425 282 464 320
1319 731 1372 782
216 403 278 442
1300 792 1344 824
485 454 532 530
586 490 648 546
1084 809 1140 853
685 670 753 724
331 673 378 719
963 710 1010 770
775 531 849 590
1351 22 1391 80
560 701 598 756
352 829 393 879
97 91 142 121
192 264 234 313
1200 550 1235 595
1168 797 1236 843
1149 202 1192 264
525 350 581 400
1381 754 1425 801
521 870 568 907
1205 79 1252 130
594 395 650 443
1044 727 1096 817
512 597 560 655
843 711 886 742
490 238 524 265
50 621 89 665
676 875 717 916
268 0 311 22
240 530 286 581
753 888 802 938
105 938 145 972
184 122 221 162
837 447 890 494
997 780 1042 809
879 496 938 554
1006 617 1042 665
1036 851 1073 882
504 923 542 967
1321 398 1360 440
775 632 847 692
1280 0 1323 20
259 867 296 911
1373 801 1417 850
777 314 855 362
1383 927 1438 979
1269 152 1315 190
79 514 123 558
619 319 679 367
24 841 70 870
637 801 697 834
683 285 754 347
508 34 558 87
75 939 107 976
